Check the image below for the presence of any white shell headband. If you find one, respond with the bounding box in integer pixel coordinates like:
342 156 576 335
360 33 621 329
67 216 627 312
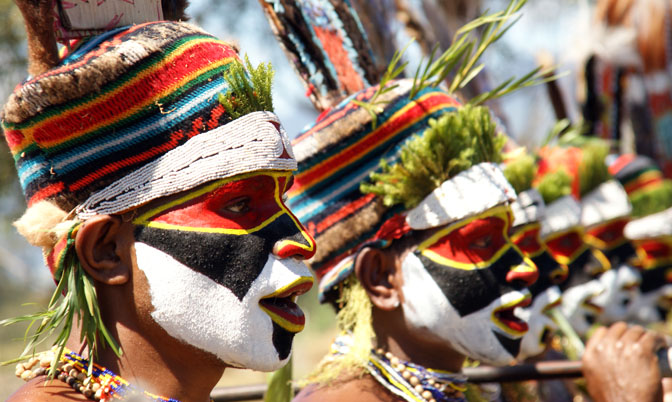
580 180 632 229
540 195 582 239
405 162 517 230
511 189 546 228
76 111 296 219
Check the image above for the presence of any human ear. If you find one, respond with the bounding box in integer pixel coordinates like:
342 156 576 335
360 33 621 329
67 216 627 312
75 215 131 285
354 246 401 311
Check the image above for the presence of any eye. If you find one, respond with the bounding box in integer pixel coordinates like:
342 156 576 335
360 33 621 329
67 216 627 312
222 197 250 214
600 231 616 241
517 236 533 248
471 235 492 249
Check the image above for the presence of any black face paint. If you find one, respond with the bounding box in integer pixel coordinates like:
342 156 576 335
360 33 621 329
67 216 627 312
640 265 672 293
528 250 563 298
134 213 309 301
602 242 636 267
417 247 526 317
494 331 521 358
560 249 592 291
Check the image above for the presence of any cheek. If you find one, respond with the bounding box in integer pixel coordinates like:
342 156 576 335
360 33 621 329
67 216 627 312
133 242 290 371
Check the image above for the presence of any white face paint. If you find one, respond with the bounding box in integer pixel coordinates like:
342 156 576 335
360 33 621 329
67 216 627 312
517 286 561 360
399 253 530 366
626 284 672 324
594 265 641 324
134 242 312 371
559 280 605 336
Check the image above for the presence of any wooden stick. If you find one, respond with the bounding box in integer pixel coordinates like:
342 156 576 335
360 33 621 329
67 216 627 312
208 361 583 401
208 352 672 402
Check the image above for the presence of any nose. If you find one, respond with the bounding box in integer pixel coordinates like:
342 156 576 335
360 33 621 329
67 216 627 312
506 257 539 287
272 219 317 260
586 248 611 276
550 264 569 284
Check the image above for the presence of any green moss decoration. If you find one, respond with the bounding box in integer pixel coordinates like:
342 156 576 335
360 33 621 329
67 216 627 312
503 154 536 194
630 180 672 217
301 276 374 386
360 105 505 209
578 142 611 197
218 54 274 119
1 223 121 378
536 169 572 204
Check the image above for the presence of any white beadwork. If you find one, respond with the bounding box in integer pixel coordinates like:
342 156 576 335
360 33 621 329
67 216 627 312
76 112 296 219
405 162 516 230
540 195 582 239
580 180 632 229
510 189 545 228
624 206 672 240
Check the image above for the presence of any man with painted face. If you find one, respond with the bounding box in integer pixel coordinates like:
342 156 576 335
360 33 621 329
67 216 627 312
502 155 566 361
609 154 672 325
557 143 643 325
284 74 538 402
2 12 316 402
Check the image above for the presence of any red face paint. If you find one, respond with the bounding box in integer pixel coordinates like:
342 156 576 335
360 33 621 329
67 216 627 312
584 218 629 251
419 210 510 269
544 229 588 265
135 171 316 260
510 223 544 258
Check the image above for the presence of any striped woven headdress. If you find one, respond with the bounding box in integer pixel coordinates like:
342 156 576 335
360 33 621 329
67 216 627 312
2 21 294 216
287 78 517 301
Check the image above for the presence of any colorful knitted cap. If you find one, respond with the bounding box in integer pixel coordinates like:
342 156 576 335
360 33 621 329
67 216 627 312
2 21 294 218
611 154 672 240
287 78 514 301
609 154 672 218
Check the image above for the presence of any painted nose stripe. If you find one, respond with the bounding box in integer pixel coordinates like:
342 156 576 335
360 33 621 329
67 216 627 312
506 261 538 286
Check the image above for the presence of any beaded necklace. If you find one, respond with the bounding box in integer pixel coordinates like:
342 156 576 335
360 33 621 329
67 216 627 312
367 349 468 402
15 347 182 402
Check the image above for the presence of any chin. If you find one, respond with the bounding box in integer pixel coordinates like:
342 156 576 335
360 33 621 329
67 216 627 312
400 253 527 367
134 242 309 372
517 287 560 360
560 280 604 336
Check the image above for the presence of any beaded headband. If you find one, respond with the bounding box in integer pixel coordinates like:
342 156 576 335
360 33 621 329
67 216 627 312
510 189 546 228
540 195 582 240
580 180 631 229
625 207 672 240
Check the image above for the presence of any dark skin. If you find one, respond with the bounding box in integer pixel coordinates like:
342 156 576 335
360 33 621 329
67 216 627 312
295 239 466 402
8 213 225 402
582 322 670 402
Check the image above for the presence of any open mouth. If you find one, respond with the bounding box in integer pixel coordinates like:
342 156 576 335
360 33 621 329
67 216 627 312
581 295 604 315
539 326 553 347
259 277 313 333
492 294 532 336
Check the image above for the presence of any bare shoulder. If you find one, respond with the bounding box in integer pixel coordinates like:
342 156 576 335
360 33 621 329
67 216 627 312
7 377 89 401
294 376 398 402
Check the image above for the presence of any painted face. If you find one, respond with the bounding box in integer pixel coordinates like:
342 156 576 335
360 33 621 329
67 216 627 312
509 223 563 360
132 171 316 371
400 205 538 365
626 237 672 323
583 218 640 324
584 218 635 266
543 227 593 284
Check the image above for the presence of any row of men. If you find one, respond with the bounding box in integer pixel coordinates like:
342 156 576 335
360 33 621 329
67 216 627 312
3 0 672 401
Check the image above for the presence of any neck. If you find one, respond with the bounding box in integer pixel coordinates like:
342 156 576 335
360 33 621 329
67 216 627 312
371 308 466 373
66 285 225 402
